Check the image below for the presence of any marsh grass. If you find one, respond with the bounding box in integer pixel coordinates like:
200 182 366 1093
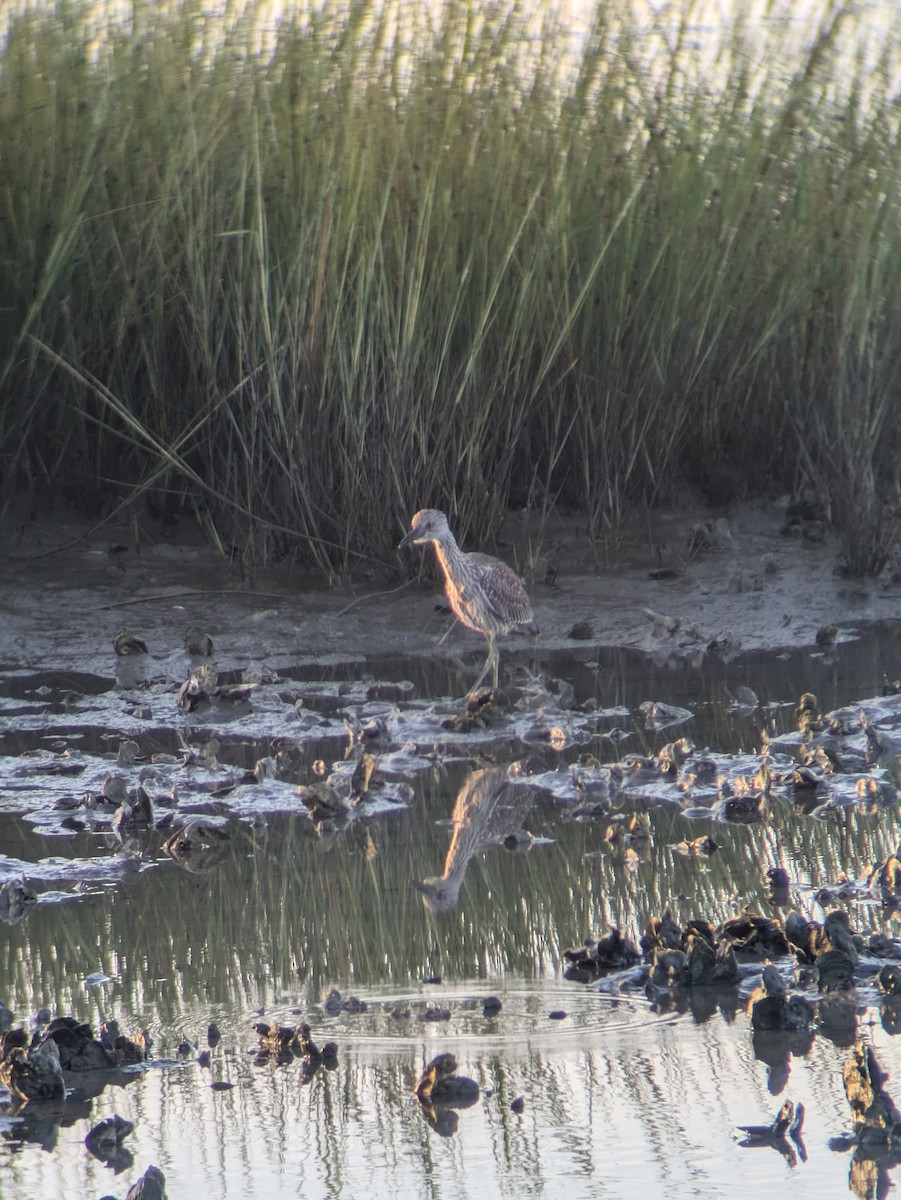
0 0 899 574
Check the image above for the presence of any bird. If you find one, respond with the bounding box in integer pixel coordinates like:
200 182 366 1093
413 766 534 911
398 508 538 693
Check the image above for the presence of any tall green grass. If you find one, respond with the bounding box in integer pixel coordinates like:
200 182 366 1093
0 0 898 574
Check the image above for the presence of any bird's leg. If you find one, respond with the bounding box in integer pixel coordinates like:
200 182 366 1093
468 657 492 695
467 628 496 696
467 633 498 696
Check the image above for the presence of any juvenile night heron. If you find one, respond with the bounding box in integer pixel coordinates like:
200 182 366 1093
413 766 534 912
398 508 539 692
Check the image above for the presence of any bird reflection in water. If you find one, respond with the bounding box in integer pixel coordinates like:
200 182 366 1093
413 766 534 912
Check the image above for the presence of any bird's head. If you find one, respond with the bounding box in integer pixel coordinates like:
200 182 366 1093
412 875 461 912
398 508 450 549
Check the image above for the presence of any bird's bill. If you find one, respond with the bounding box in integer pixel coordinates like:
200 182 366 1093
397 527 420 549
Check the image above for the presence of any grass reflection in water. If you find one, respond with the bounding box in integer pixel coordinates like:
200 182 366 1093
5 632 901 1196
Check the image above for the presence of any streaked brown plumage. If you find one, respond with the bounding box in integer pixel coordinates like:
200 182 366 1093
413 766 533 911
398 508 538 692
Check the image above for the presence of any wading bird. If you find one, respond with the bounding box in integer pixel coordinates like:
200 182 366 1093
413 766 534 912
398 508 538 692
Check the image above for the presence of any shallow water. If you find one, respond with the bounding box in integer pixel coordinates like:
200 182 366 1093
4 626 901 1198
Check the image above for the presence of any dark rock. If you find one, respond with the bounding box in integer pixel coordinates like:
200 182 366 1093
320 1042 339 1069
0 1036 65 1102
686 930 739 986
99 1020 120 1050
816 949 856 994
421 1008 451 1022
125 1165 167 1200
843 1042 901 1135
641 911 683 956
818 994 859 1046
738 1098 796 1141
649 948 690 990
47 1021 117 1072
0 878 37 924
784 911 823 963
321 989 345 1016
766 867 791 903
563 928 641 980
878 964 901 996
719 914 790 960
185 632 214 657
568 622 594 640
114 1031 151 1064
416 1054 480 1108
1 1027 28 1053
85 1114 134 1156
255 1022 295 1060
115 633 148 657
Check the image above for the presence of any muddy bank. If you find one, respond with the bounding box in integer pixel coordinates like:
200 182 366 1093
1 498 898 680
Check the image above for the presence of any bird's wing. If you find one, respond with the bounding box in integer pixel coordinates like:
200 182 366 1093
469 554 535 626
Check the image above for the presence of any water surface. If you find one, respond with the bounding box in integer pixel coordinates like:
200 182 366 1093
3 627 901 1198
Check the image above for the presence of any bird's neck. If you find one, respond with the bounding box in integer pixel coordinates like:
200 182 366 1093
432 534 465 581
